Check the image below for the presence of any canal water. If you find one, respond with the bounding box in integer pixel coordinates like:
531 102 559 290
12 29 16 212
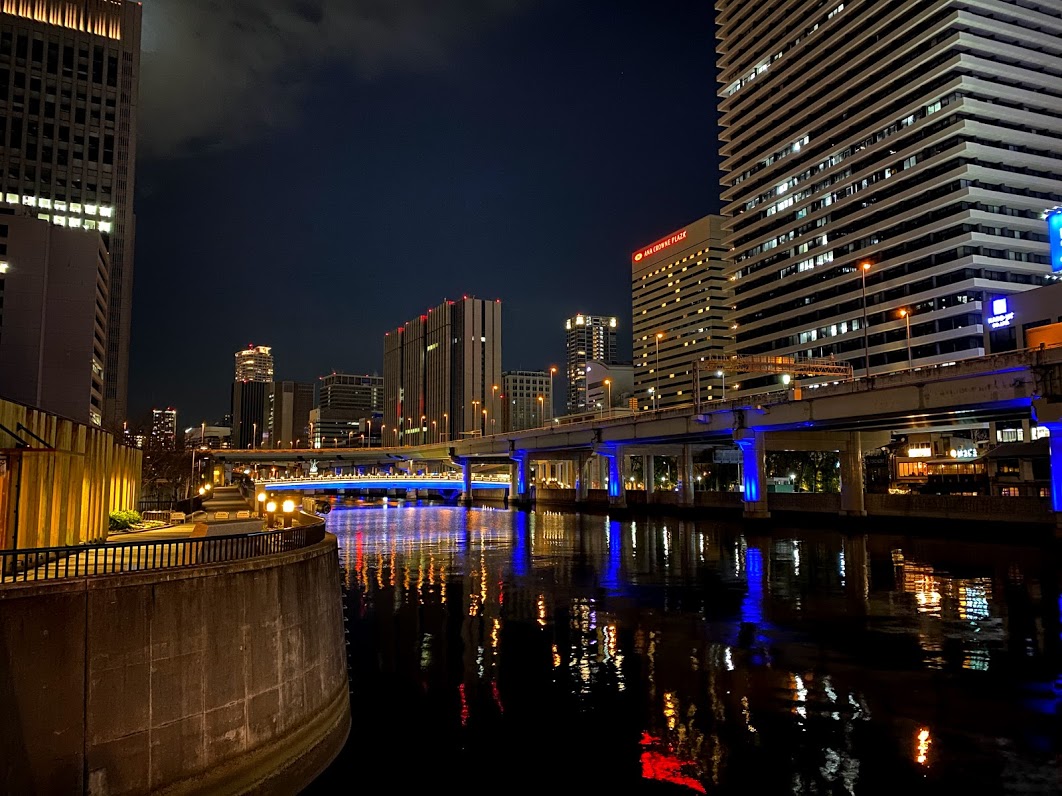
305 503 1061 794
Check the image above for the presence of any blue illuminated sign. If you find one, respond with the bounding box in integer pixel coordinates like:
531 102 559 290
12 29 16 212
1049 209 1062 273
987 296 1014 329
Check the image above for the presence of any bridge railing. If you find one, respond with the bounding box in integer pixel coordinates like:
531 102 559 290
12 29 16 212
1 523 326 584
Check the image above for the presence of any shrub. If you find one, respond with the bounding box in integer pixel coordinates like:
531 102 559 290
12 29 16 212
108 509 143 531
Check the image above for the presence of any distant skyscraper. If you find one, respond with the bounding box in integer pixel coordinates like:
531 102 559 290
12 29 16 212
564 314 617 414
0 209 109 425
0 0 142 425
717 1 1060 393
384 297 502 445
632 215 729 409
234 344 274 382
267 380 313 449
502 370 552 432
150 407 176 449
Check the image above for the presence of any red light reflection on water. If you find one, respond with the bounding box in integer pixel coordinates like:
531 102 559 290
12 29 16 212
639 732 706 793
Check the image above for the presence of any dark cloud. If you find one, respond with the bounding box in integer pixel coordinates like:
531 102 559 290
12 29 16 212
138 0 534 156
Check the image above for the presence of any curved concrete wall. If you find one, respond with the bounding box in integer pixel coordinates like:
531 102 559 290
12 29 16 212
0 529 350 795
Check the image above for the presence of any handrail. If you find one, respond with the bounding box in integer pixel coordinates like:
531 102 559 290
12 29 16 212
1 522 326 584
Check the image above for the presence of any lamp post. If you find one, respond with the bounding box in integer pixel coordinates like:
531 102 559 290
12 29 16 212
265 500 277 528
604 378 612 417
366 419 372 448
549 366 557 423
256 491 266 517
538 395 545 427
482 408 488 437
491 385 498 432
716 369 726 400
654 332 664 409
421 415 426 444
899 308 913 369
859 262 872 378
443 413 448 442
432 420 437 442
251 421 257 449
380 424 386 448
282 498 295 528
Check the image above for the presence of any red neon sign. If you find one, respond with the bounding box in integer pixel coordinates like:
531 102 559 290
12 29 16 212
632 229 688 264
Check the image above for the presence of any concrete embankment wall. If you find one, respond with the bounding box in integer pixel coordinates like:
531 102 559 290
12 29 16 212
0 529 350 795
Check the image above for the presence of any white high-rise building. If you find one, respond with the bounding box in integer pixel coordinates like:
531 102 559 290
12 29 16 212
234 344 274 382
564 314 617 414
631 214 729 410
717 0 1061 395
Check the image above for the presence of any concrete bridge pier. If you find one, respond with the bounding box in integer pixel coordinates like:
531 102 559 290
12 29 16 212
509 452 532 507
1031 400 1062 535
679 444 695 507
597 445 627 508
461 459 473 506
643 455 655 495
735 430 770 519
574 453 591 503
839 431 867 517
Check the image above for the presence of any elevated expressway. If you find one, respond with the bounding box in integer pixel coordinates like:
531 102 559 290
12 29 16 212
216 347 1062 521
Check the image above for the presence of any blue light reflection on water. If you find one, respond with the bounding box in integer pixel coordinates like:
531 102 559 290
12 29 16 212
313 503 1061 794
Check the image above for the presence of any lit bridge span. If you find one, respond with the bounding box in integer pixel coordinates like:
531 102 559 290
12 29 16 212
258 474 509 493
214 347 1062 525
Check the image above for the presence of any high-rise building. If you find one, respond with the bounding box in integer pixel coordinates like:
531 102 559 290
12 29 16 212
231 380 267 449
383 297 502 445
632 215 729 409
234 344 274 382
317 372 382 414
311 372 382 448
564 314 617 414
502 370 552 432
717 1 1060 394
267 380 313 449
0 208 108 425
0 1 142 426
150 407 176 449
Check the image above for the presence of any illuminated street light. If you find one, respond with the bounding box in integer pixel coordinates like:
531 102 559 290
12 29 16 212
654 332 664 409
899 308 913 369
860 262 872 378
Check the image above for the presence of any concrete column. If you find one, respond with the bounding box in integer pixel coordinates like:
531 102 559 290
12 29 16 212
509 452 531 507
680 444 695 507
839 431 866 517
734 430 769 519
644 455 655 495
606 446 626 508
574 454 589 502
1032 402 1062 535
462 459 472 506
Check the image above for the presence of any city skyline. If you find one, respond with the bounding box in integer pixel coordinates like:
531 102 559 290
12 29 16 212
126 0 717 426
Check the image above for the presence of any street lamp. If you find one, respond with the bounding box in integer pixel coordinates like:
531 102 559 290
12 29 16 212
549 366 557 423
859 262 872 378
443 413 448 442
654 332 664 409
265 500 277 528
482 408 488 436
432 419 437 442
538 395 545 427
256 491 266 517
421 415 426 444
251 421 257 449
366 419 372 448
381 424 386 448
491 385 498 431
604 378 612 417
282 498 295 528
716 369 726 400
899 308 913 369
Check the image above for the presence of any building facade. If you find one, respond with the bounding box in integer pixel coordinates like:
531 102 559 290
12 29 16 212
0 208 108 425
383 297 502 445
585 360 634 415
150 407 176 449
184 424 230 450
234 344 274 382
631 215 729 410
564 314 617 414
0 0 142 425
502 370 552 432
231 380 267 450
317 372 382 414
267 380 313 449
717 1 1061 395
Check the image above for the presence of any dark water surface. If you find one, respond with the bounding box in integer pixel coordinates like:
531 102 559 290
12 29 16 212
305 504 1062 794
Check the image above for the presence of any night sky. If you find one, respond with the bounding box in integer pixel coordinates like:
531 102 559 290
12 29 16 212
129 0 720 429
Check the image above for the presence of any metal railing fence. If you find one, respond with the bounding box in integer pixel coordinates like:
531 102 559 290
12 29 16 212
1 523 326 583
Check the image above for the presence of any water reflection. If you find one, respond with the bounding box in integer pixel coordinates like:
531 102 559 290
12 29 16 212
310 505 1061 794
